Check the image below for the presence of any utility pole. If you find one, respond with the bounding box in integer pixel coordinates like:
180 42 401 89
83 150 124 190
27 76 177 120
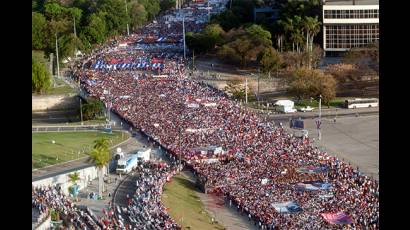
257 75 260 103
192 49 195 70
245 78 248 104
182 16 186 59
318 95 322 140
73 15 77 58
80 97 83 125
208 1 210 21
55 33 60 85
125 0 130 36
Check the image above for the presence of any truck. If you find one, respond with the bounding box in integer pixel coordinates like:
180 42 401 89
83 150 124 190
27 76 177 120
274 100 297 113
116 154 139 174
136 149 151 162
294 129 309 139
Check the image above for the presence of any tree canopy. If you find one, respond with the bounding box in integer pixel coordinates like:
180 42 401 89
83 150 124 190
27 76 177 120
32 12 47 50
32 0 165 58
288 68 336 104
32 58 51 94
257 47 282 75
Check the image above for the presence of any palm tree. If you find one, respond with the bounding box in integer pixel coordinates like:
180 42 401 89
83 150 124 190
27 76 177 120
68 172 80 184
93 137 112 180
293 16 304 54
68 172 80 201
89 144 110 199
281 18 295 52
93 137 109 149
303 16 321 68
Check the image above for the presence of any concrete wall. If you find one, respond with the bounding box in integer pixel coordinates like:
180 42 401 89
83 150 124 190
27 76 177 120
32 95 78 111
32 165 100 196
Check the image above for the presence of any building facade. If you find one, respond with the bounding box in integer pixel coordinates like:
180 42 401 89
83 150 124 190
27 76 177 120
322 0 379 55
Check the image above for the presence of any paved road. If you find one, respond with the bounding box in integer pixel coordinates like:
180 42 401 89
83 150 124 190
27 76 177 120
286 115 379 180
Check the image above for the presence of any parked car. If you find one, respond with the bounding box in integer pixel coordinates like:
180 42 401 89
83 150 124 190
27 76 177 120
298 106 314 112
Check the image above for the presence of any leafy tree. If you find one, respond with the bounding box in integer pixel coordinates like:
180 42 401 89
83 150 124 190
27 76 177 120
227 37 254 67
89 144 110 198
245 24 272 47
59 34 84 59
217 44 240 64
218 25 272 67
81 98 104 120
94 137 110 150
32 58 51 94
32 12 47 50
129 1 147 30
80 12 107 46
211 10 241 31
137 0 160 21
186 24 225 54
288 68 336 105
224 78 253 101
257 47 282 77
68 172 80 184
98 0 129 36
160 0 175 12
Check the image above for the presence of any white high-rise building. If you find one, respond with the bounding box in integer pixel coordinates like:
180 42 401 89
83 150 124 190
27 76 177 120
322 0 379 56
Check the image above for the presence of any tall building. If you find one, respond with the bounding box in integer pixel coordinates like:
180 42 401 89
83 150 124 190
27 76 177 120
322 0 379 56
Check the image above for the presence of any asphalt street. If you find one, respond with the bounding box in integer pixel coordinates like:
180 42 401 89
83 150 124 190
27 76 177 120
286 115 379 180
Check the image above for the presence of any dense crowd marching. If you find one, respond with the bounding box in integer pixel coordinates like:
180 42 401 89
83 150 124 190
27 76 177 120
118 162 181 229
33 0 379 229
32 186 102 229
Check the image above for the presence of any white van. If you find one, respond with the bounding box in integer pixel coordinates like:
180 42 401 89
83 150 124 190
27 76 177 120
274 100 297 113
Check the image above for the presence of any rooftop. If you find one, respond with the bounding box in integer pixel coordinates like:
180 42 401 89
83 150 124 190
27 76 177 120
324 0 379 5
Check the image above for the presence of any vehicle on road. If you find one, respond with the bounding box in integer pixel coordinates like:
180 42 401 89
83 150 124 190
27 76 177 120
294 129 309 139
344 98 378 109
136 149 151 162
116 154 139 174
274 100 297 113
298 106 314 112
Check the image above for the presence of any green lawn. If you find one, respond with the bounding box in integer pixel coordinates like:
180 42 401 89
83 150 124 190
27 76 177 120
32 131 129 169
162 174 225 230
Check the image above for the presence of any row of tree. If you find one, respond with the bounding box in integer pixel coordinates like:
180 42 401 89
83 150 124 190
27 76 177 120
32 0 168 59
224 67 337 105
186 22 323 74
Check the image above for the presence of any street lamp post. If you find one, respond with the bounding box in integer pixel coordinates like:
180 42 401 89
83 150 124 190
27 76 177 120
245 77 248 104
182 16 186 60
55 33 60 82
80 97 83 125
318 95 322 140
73 15 77 58
125 0 130 36
207 1 210 22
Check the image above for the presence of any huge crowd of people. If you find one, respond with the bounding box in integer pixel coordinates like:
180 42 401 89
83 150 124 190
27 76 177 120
118 162 181 229
32 186 103 229
34 0 378 229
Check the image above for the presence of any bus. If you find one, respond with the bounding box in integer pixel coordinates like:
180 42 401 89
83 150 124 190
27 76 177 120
116 154 139 174
344 98 378 109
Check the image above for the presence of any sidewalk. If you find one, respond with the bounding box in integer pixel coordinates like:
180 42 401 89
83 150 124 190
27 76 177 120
76 173 123 218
